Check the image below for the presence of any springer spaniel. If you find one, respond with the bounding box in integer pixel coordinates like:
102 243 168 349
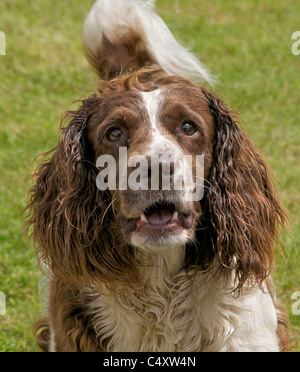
27 0 289 352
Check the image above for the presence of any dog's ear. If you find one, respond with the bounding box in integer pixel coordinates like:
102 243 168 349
197 89 287 290
26 96 132 285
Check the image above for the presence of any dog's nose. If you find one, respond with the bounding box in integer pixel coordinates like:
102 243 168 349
147 154 174 174
146 155 175 190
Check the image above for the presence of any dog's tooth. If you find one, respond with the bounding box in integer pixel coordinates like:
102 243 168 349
171 211 179 222
140 213 148 223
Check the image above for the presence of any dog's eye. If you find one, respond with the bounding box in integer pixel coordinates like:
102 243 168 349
181 122 197 136
106 127 123 142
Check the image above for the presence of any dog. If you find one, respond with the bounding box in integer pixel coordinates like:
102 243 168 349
27 0 288 351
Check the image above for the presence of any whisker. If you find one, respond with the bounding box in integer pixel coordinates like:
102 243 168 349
99 194 119 226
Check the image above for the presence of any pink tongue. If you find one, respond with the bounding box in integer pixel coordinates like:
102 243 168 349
146 210 173 225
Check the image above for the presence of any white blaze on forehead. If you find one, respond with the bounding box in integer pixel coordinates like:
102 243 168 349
140 89 197 202
141 89 180 154
140 89 162 136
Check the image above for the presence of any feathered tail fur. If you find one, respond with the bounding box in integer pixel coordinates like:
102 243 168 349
82 0 213 83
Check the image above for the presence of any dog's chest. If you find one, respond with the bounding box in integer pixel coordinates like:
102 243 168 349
86 269 279 352
88 275 205 352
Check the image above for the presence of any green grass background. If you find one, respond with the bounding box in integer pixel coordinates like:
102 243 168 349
0 0 299 351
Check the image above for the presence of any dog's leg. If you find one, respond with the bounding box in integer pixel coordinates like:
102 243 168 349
47 279 100 352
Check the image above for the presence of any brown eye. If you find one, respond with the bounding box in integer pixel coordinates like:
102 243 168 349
107 127 123 142
181 122 197 136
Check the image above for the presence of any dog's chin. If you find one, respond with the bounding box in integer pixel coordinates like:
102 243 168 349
130 230 191 253
121 201 195 253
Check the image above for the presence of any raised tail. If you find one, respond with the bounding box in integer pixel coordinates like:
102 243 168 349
82 0 213 83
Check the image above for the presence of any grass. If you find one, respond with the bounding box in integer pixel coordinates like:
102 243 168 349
0 0 299 351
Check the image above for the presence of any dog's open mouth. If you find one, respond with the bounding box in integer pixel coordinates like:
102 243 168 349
124 201 194 233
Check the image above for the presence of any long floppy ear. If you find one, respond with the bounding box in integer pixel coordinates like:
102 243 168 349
26 96 133 286
198 89 287 290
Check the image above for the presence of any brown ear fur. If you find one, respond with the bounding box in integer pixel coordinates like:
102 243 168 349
26 96 136 287
195 89 287 290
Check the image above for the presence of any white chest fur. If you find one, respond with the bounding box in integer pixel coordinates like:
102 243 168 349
87 249 280 352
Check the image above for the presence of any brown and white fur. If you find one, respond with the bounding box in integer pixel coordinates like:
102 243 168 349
27 0 289 352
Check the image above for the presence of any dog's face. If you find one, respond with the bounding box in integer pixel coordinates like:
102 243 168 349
28 70 285 289
87 76 215 252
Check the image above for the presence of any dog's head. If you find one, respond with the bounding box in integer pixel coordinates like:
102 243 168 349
27 71 286 289
89 74 215 253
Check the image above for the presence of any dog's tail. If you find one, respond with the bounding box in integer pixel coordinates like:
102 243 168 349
82 0 213 84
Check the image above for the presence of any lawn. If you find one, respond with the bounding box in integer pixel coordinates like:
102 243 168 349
0 0 299 351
